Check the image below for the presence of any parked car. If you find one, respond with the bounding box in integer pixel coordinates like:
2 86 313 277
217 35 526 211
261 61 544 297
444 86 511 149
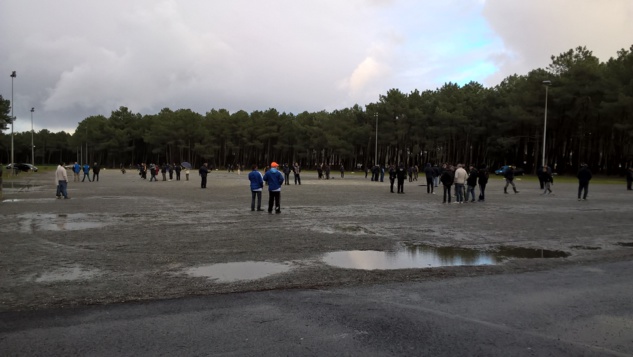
5 163 39 172
495 165 524 176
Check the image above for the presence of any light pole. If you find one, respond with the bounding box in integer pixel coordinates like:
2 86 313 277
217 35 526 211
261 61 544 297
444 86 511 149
542 80 551 167
374 112 378 166
31 107 35 166
10 71 16 175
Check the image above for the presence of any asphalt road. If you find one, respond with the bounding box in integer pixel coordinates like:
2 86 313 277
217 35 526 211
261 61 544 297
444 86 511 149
1 259 632 356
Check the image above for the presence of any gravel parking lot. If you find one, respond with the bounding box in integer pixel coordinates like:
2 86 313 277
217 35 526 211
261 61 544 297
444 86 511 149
1 169 632 311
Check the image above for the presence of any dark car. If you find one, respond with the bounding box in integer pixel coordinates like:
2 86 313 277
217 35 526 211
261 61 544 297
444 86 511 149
494 165 524 176
6 163 39 172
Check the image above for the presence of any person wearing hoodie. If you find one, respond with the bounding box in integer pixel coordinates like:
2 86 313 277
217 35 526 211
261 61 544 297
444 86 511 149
263 162 285 213
577 163 592 200
248 164 264 211
478 165 489 201
424 163 435 194
466 165 478 202
440 165 454 204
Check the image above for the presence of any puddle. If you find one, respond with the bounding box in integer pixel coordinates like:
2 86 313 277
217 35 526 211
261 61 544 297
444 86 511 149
616 242 633 247
0 213 110 233
570 245 601 250
34 266 100 283
184 261 292 282
322 245 570 270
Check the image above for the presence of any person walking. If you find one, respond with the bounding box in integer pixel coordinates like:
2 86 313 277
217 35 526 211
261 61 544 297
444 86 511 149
424 163 434 194
56 162 70 199
72 162 80 182
81 163 91 182
149 163 157 182
503 166 519 194
248 164 264 211
478 165 489 202
396 162 406 194
263 162 284 213
199 163 210 188
92 162 100 182
454 164 467 203
293 162 301 185
577 163 592 201
440 166 454 204
626 167 633 191
541 166 554 195
466 165 478 202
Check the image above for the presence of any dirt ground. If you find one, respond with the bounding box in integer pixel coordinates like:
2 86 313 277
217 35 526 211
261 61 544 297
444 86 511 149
1 168 632 312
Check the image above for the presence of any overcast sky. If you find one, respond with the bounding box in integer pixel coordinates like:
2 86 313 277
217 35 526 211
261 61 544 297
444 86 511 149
1 0 631 133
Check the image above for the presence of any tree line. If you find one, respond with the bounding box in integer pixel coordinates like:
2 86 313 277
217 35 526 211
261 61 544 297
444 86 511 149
1 45 632 175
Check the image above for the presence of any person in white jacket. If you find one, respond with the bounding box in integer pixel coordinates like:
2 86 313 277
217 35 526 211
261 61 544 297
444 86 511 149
55 162 70 199
453 164 468 203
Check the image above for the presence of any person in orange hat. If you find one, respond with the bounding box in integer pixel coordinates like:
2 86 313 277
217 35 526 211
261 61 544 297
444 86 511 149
263 161 285 213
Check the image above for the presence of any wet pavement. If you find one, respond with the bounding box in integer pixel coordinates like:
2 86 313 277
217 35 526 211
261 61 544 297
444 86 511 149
1 170 632 312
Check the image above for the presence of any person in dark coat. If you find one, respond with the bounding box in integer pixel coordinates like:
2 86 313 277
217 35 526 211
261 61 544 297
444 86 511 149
503 166 519 194
577 164 592 200
199 163 210 188
478 165 489 201
440 166 454 204
92 162 100 182
388 164 397 193
175 164 182 181
626 167 633 191
541 166 554 195
424 163 435 194
283 164 290 185
396 162 407 194
466 165 478 202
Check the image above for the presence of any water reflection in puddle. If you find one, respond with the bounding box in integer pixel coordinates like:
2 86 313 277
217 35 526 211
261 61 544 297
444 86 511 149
322 245 570 270
185 261 292 282
9 213 108 232
35 266 100 282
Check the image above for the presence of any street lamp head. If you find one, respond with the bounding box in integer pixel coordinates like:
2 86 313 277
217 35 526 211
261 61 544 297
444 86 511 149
31 107 35 113
10 71 16 78
542 80 551 85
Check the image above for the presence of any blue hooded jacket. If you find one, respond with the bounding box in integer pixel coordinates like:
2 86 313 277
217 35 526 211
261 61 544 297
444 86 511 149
248 170 264 191
263 168 284 191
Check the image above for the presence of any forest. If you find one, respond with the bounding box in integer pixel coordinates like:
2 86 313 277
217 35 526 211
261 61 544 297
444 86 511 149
1 45 632 175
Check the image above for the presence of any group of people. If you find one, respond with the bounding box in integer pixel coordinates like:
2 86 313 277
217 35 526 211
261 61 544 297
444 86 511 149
138 163 190 182
248 162 285 213
280 163 302 185
71 162 101 182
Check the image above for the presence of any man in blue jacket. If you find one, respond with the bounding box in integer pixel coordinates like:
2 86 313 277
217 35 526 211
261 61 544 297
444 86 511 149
263 162 284 214
248 164 264 211
81 163 91 182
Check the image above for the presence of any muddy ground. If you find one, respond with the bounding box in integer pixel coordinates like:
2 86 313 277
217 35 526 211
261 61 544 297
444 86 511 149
1 169 632 312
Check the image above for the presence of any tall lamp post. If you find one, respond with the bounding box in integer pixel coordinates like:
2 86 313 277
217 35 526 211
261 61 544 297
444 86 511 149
31 107 35 166
542 80 551 167
10 71 17 175
374 112 378 166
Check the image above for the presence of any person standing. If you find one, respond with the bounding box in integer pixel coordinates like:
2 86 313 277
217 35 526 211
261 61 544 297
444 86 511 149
541 166 554 195
199 163 209 188
454 164 467 203
185 168 190 181
56 162 70 199
175 164 182 181
168 164 174 181
396 162 406 194
161 163 167 181
340 163 345 178
293 162 301 185
81 163 91 182
263 162 284 213
248 164 264 211
577 163 592 201
626 167 633 191
388 164 397 193
380 165 385 182
466 165 478 202
440 166 454 204
478 165 489 202
424 163 434 194
283 164 291 185
503 166 519 194
149 163 157 182
92 162 100 182
72 162 80 182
